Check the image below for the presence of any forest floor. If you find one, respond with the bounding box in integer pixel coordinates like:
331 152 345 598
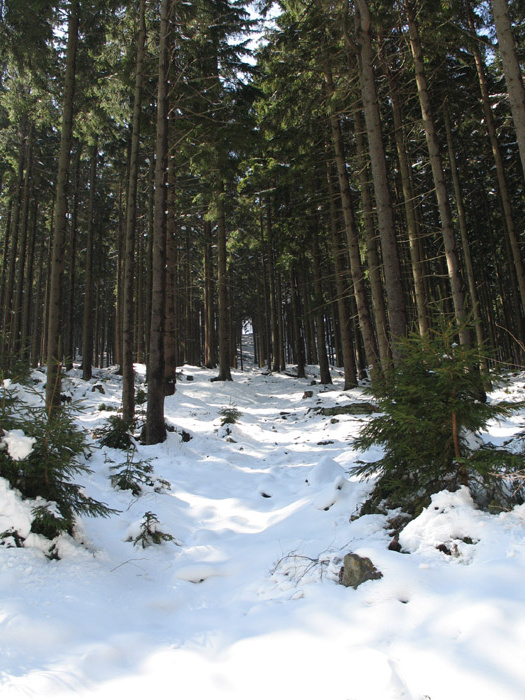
1 353 525 699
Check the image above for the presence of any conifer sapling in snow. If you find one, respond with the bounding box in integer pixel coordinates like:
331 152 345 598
353 322 525 515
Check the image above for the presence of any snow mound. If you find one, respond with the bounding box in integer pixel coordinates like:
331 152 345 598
305 455 346 486
399 487 485 561
0 477 34 538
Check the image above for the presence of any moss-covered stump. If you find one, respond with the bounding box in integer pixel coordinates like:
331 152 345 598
317 403 379 417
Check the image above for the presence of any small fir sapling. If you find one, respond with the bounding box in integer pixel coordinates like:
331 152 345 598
0 379 117 539
353 321 525 516
95 414 136 450
127 511 179 548
109 446 170 496
219 403 242 425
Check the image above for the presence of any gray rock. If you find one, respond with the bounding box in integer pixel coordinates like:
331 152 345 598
340 553 383 588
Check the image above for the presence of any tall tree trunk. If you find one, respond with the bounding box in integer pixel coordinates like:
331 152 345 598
82 140 97 381
164 153 177 395
122 0 146 423
45 2 78 416
144 0 171 443
378 40 429 336
0 198 13 329
354 0 407 354
466 0 525 321
290 267 306 378
12 122 33 356
443 104 485 357
31 231 47 367
203 219 216 368
352 107 391 362
20 198 38 363
276 269 285 371
266 200 281 373
65 141 82 369
327 160 357 389
403 0 470 346
491 0 525 178
324 68 380 380
143 157 155 368
113 181 124 371
2 118 27 361
215 179 232 381
311 225 332 385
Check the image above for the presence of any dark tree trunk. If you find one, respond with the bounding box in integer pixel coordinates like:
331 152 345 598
352 106 391 363
65 141 82 370
122 0 146 423
466 0 525 323
354 0 407 354
290 267 306 378
215 179 232 381
378 40 429 337
144 0 171 443
491 0 525 177
82 140 97 381
11 123 33 357
324 68 380 381
404 0 470 346
45 3 78 416
164 153 177 395
2 118 27 362
326 160 357 389
203 219 216 368
443 104 485 357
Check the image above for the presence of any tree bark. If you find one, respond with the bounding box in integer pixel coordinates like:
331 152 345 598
443 104 485 356
466 0 525 321
2 117 27 361
491 0 525 178
326 160 357 389
311 224 332 385
353 106 391 362
403 0 470 346
354 0 407 353
45 2 78 416
203 219 216 368
11 122 33 356
144 0 171 443
122 0 146 423
215 179 232 381
20 198 38 363
378 40 429 336
164 152 177 395
290 267 306 378
64 141 82 370
324 68 380 380
82 140 97 381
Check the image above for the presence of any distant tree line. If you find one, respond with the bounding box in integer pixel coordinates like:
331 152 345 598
0 0 524 442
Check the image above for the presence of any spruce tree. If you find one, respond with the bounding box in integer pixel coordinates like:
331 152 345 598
354 321 524 515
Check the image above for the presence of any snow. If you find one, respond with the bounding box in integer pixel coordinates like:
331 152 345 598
1 358 525 700
1 429 36 461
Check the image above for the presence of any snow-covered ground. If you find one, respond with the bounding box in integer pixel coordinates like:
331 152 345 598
1 355 525 700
